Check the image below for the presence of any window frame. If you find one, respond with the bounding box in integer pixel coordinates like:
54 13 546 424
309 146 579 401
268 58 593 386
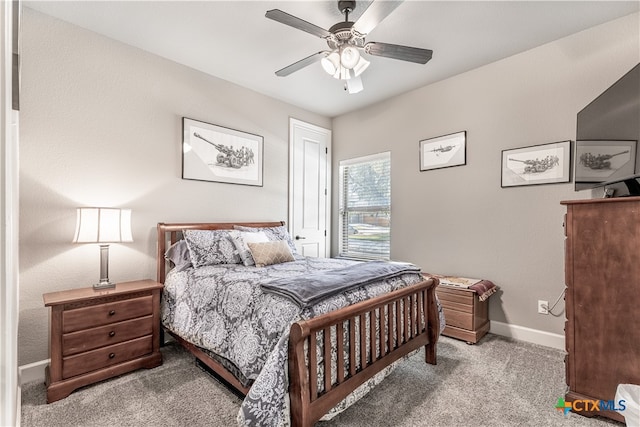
338 151 391 260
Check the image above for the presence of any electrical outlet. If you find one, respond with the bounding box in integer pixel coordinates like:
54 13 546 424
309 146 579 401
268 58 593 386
538 300 549 315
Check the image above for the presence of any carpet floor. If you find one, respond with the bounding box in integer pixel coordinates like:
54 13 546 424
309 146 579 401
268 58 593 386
21 334 620 426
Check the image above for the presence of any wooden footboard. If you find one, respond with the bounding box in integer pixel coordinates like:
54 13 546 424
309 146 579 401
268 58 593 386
157 222 439 427
288 277 439 427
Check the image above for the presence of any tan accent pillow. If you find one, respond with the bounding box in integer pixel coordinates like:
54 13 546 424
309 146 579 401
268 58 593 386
247 240 295 267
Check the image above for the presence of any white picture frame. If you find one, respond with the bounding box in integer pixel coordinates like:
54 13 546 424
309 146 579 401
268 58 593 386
419 131 466 172
501 140 572 188
182 117 263 187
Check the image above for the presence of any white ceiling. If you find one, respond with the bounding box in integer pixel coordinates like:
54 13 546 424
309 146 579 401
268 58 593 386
25 1 639 117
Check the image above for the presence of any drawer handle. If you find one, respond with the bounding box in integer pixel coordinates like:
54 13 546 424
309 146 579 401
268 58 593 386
109 310 116 316
109 331 116 337
109 353 116 359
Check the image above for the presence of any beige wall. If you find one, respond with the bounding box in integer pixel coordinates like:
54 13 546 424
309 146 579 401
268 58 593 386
18 6 639 365
331 13 639 336
18 8 330 365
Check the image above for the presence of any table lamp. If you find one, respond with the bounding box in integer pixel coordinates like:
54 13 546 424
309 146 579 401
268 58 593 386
73 207 133 290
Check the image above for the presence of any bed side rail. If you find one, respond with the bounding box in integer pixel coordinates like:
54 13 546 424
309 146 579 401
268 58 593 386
288 277 439 427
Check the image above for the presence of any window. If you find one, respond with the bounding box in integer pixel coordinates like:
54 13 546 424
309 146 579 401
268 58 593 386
339 152 391 260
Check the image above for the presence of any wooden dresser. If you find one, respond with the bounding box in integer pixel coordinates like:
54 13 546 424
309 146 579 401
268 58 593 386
562 197 640 422
436 284 489 344
43 279 164 403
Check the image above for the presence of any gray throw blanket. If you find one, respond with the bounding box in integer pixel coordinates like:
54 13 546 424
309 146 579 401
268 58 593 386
261 260 421 308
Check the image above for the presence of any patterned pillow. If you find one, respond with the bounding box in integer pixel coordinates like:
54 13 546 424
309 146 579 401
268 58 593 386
183 229 241 267
164 240 192 272
247 240 295 267
229 230 270 266
233 225 298 255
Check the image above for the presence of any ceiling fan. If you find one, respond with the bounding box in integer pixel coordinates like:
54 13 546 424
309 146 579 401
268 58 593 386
265 0 433 94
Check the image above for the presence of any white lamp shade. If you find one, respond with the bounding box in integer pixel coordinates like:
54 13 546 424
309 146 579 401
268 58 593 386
73 207 133 243
353 56 370 77
333 66 351 80
321 51 341 75
340 46 360 69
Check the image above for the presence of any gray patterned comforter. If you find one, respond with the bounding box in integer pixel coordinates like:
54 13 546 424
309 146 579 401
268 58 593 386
161 257 444 427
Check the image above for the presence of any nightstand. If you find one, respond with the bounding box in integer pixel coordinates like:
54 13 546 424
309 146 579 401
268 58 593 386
43 279 164 403
436 284 490 344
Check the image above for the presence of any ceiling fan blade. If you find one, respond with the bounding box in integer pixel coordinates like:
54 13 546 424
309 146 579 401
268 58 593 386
275 51 327 77
364 42 433 64
353 1 403 35
265 9 332 39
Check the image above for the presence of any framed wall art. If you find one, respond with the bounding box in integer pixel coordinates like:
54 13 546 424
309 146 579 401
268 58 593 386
419 131 466 172
182 117 263 186
574 140 637 185
501 140 572 188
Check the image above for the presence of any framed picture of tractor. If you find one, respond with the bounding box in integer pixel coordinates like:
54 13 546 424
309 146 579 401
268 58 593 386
182 117 263 186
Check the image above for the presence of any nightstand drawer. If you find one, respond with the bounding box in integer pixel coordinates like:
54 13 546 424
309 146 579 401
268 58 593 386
436 288 474 305
442 308 474 330
62 335 153 379
63 295 153 333
439 299 473 313
62 315 154 356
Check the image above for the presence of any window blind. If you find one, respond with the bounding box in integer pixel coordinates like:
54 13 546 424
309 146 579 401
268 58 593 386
339 152 391 260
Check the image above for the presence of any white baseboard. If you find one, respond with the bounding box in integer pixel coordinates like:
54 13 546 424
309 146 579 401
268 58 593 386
490 321 565 350
15 384 21 427
19 359 49 385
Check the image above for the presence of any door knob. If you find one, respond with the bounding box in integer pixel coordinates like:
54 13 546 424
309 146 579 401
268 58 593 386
295 235 306 240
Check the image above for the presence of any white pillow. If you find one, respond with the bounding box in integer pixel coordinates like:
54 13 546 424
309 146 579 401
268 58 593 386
230 230 269 266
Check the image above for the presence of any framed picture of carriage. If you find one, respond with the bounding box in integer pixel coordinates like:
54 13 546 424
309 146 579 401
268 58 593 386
182 117 263 186
501 140 572 188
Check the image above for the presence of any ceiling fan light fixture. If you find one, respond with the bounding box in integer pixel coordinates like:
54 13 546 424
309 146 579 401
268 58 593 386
352 55 370 77
266 1 433 91
321 50 341 75
340 45 360 69
337 66 351 80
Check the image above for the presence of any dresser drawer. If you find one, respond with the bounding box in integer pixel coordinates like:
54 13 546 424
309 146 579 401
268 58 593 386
63 295 153 333
442 308 474 330
62 335 153 379
62 315 154 356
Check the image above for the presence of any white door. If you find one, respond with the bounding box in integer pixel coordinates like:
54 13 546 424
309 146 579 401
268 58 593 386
1 2 20 425
289 119 331 257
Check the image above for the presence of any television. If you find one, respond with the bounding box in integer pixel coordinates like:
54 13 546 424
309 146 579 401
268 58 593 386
575 63 640 196
600 173 640 197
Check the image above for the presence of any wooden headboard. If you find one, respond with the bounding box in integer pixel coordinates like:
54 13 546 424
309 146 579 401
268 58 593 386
156 221 285 283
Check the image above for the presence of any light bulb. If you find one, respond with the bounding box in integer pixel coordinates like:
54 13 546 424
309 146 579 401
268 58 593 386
340 46 360 69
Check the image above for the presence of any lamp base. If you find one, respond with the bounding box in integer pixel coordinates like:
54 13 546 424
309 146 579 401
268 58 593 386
94 244 116 290
93 280 116 290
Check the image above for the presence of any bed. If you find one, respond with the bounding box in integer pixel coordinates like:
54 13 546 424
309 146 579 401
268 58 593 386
157 221 441 427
